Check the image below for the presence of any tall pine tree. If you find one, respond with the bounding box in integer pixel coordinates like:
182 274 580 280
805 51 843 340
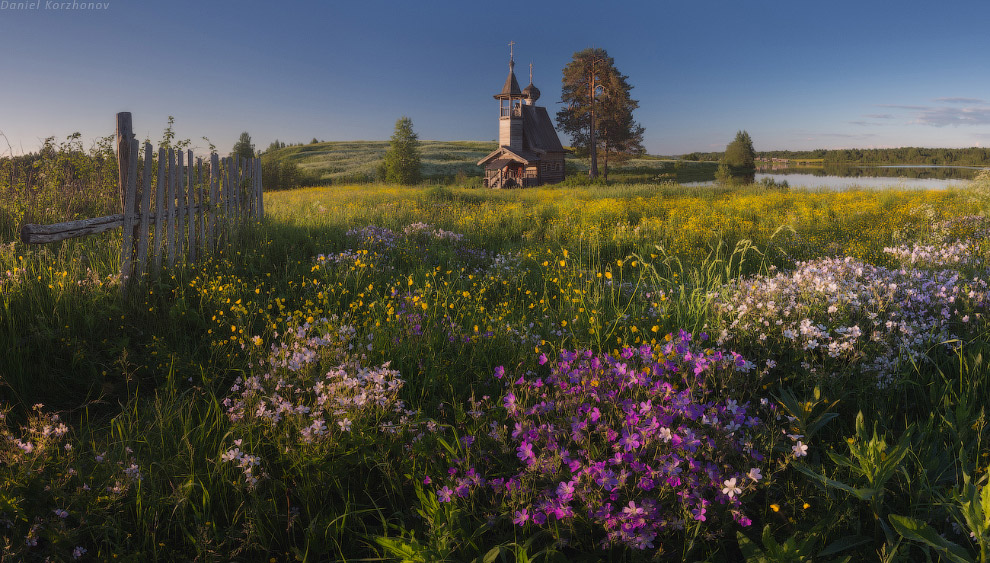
556 48 644 180
382 117 421 185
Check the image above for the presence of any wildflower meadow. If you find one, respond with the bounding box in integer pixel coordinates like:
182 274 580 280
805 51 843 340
2 171 990 561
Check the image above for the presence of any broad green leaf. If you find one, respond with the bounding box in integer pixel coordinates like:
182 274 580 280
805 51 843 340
482 546 502 563
818 535 872 557
807 412 839 437
373 536 424 562
888 514 973 563
794 463 877 500
761 523 781 553
737 529 766 562
826 451 861 473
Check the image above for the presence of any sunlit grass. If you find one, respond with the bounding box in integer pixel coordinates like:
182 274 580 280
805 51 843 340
1 180 987 560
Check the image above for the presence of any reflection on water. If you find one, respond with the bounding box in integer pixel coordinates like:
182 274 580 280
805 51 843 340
689 165 983 190
756 164 982 180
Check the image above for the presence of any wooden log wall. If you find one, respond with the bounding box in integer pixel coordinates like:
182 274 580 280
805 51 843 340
19 113 265 293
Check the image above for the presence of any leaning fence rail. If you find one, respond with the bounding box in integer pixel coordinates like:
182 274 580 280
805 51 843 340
19 113 263 292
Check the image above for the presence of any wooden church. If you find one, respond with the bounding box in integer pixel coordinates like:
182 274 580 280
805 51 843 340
478 46 566 188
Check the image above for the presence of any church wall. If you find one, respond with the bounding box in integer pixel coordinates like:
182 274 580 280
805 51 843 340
499 117 523 150
539 154 566 184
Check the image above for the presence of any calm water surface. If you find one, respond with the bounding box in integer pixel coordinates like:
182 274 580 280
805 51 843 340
687 165 984 190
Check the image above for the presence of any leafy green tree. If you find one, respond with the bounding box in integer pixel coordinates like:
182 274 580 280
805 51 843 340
724 130 755 170
232 132 255 160
556 48 644 180
382 117 421 185
722 130 756 183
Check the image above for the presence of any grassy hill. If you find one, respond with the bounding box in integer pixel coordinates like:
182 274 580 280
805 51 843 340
264 140 498 184
262 140 717 186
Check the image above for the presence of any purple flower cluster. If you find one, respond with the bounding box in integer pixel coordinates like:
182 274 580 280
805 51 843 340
431 332 769 550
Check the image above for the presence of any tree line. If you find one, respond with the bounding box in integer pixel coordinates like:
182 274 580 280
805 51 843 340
682 146 990 166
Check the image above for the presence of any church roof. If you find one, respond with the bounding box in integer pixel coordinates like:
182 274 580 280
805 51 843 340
522 82 541 102
494 61 522 99
521 105 565 153
477 146 540 166
483 158 514 170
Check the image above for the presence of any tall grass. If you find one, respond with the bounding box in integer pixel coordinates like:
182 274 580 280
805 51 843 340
1 160 988 559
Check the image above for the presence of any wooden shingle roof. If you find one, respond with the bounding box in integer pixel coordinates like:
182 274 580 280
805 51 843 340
521 105 565 153
477 146 540 166
494 62 522 100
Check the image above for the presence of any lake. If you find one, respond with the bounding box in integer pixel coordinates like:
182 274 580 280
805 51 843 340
687 165 985 190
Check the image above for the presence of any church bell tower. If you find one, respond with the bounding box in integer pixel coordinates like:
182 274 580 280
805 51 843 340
494 41 524 151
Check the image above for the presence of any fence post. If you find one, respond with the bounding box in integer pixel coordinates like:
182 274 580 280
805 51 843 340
135 142 153 278
187 149 196 264
118 120 139 292
167 148 176 268
197 158 205 253
176 150 185 261
154 147 166 275
208 153 218 252
116 112 132 211
256 157 263 219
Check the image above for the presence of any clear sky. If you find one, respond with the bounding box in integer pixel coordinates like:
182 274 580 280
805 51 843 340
2 0 989 156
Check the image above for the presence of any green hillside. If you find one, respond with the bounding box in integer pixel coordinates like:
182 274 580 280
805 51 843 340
264 140 499 184
262 140 716 186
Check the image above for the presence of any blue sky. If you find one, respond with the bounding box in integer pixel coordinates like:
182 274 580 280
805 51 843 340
2 0 989 156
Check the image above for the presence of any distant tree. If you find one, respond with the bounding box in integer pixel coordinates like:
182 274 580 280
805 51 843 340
723 130 755 170
265 140 286 153
232 132 255 160
310 138 319 145
719 131 756 184
556 48 644 180
261 156 304 191
382 117 421 185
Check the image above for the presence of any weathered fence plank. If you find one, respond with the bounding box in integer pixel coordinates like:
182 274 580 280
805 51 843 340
208 153 218 251
256 158 263 219
153 146 166 275
167 148 177 269
21 215 124 244
186 149 195 263
116 112 132 209
119 137 140 290
135 142 153 276
197 158 205 252
176 150 186 261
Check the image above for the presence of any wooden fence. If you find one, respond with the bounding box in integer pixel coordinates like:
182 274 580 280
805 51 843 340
20 113 263 292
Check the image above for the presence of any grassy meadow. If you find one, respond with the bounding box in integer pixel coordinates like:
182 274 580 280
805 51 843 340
2 168 990 561
261 140 717 186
